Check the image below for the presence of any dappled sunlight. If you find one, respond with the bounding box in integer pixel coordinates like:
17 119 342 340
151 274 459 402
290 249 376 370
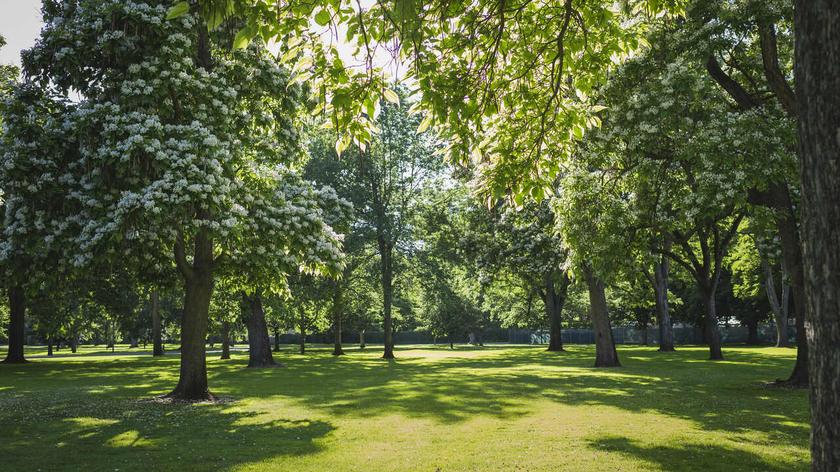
1 345 809 470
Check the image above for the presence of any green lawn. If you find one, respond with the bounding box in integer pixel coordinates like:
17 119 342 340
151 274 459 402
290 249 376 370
0 344 809 471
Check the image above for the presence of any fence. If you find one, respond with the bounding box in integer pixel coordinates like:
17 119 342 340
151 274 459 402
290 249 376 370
513 324 795 346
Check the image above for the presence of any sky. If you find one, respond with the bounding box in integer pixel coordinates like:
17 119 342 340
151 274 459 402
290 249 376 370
0 0 42 66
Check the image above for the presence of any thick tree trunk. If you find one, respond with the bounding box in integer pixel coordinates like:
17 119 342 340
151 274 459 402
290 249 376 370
2 285 27 363
583 266 620 367
220 321 231 360
794 2 840 468
653 257 676 352
245 294 276 367
151 289 164 356
380 241 395 359
700 287 724 360
544 273 569 352
332 281 345 356
167 232 215 401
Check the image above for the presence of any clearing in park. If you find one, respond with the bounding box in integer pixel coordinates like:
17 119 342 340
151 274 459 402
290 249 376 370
0 344 808 471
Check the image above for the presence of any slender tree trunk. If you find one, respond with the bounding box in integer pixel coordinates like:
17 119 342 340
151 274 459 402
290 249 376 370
762 258 790 347
640 320 649 345
70 336 78 354
272 327 280 352
700 286 724 360
151 289 164 356
167 232 215 401
299 320 306 355
47 337 53 357
359 329 366 349
220 321 231 360
583 266 620 367
794 2 840 468
245 293 276 367
746 320 760 345
332 281 345 356
2 285 27 363
544 273 569 352
653 257 676 352
380 240 395 359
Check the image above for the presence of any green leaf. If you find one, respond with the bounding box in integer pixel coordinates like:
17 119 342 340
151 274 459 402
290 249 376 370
314 9 331 27
233 27 251 49
383 88 400 105
166 1 190 20
417 114 433 133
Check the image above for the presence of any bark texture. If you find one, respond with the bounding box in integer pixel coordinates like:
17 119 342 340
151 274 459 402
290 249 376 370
2 285 27 364
794 2 840 468
700 286 724 360
220 320 231 360
245 294 276 367
583 266 620 367
653 255 675 352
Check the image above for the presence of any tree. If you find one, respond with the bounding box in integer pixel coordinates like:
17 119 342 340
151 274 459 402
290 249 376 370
793 1 840 468
21 1 345 400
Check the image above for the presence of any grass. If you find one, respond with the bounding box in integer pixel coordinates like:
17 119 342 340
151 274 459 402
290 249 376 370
0 344 809 471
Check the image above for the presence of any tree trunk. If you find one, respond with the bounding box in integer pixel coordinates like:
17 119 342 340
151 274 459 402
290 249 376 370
583 266 620 367
640 320 649 345
653 257 676 352
701 287 724 360
332 281 345 356
151 289 164 356
794 2 840 468
245 293 276 367
762 258 790 347
746 320 760 345
167 232 215 401
220 320 231 360
380 241 395 359
2 285 27 363
130 337 139 348
299 322 306 355
47 337 53 357
70 336 78 354
544 273 569 352
359 329 366 349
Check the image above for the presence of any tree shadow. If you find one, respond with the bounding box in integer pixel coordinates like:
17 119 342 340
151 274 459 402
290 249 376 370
586 435 805 471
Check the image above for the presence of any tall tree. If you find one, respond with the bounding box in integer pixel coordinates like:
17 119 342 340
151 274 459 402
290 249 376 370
793 1 840 468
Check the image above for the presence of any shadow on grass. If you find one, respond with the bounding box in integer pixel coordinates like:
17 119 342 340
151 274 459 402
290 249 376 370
0 344 808 470
587 435 793 471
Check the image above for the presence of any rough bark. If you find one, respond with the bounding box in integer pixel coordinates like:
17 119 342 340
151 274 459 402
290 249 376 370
583 266 620 367
543 273 570 352
245 294 276 367
700 286 724 360
220 320 231 360
167 230 215 401
2 285 27 363
794 2 840 468
151 289 164 356
762 258 790 347
653 255 676 352
379 240 395 359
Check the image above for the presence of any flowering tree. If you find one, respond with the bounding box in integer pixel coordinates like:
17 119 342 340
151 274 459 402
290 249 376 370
17 0 346 400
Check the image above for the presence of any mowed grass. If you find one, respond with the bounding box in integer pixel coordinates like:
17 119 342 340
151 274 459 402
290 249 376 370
0 344 809 471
